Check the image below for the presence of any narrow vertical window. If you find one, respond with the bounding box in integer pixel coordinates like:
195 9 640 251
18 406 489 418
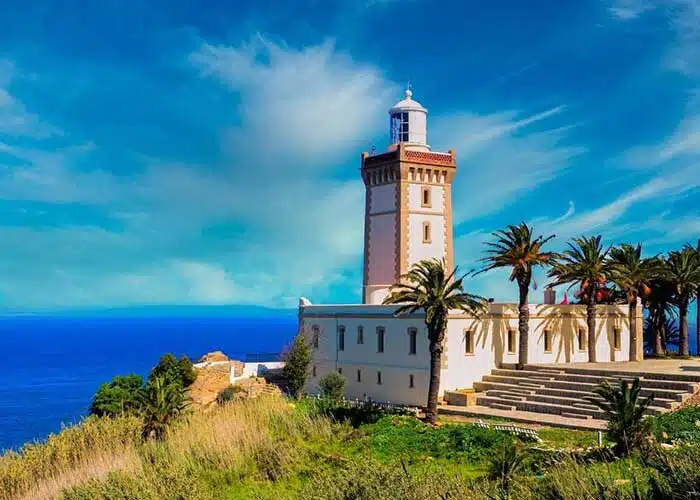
507 330 516 354
421 186 431 208
356 369 362 382
544 329 552 353
312 325 320 349
422 222 431 243
357 325 364 344
613 328 621 350
409 374 415 388
338 325 345 351
338 367 343 375
408 328 417 355
377 327 385 353
464 330 474 355
377 371 383 385
312 365 317 377
578 328 586 351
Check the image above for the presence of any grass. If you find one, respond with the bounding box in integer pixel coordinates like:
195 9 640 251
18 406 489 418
5 394 700 499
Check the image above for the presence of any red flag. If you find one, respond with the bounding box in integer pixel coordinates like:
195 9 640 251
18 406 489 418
561 293 569 305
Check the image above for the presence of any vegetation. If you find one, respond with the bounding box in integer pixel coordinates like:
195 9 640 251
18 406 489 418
11 392 700 500
478 222 555 368
664 247 700 356
591 378 654 457
216 384 247 405
283 334 312 398
548 235 611 363
138 376 190 441
146 353 197 390
89 374 144 417
383 258 487 424
607 243 657 361
318 372 347 403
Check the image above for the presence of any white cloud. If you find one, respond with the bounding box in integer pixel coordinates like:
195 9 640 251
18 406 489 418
432 106 584 222
608 0 655 19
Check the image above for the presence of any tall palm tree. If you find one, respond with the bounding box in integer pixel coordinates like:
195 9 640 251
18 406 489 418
696 239 700 355
478 222 555 369
607 243 656 362
383 258 487 424
548 235 611 363
643 276 677 356
665 247 700 357
138 376 190 440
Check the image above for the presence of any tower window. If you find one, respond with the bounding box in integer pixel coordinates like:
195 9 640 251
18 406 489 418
390 112 410 143
408 328 417 355
464 330 474 355
421 187 431 208
507 330 516 354
422 222 431 243
357 325 364 344
409 374 415 388
312 365 317 377
312 325 320 349
377 327 385 353
338 367 343 375
356 369 362 382
544 329 552 353
338 325 345 351
377 371 383 385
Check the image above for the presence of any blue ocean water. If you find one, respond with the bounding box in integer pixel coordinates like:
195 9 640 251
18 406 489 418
0 312 297 451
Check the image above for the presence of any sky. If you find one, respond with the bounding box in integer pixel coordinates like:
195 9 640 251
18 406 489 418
0 0 698 312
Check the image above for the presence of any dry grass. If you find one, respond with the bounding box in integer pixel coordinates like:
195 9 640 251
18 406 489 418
1 396 331 500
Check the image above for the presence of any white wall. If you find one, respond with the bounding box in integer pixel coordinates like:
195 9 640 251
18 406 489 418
300 302 632 403
367 214 396 286
407 214 445 267
232 361 285 384
408 184 444 211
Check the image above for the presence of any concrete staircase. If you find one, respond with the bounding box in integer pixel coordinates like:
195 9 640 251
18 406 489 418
473 365 700 421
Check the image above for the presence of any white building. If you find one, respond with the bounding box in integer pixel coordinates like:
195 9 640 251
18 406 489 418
298 89 642 406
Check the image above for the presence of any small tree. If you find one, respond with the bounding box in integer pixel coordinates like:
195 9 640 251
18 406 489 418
138 376 190 441
283 334 312 398
147 353 197 389
591 378 654 457
89 374 144 417
319 372 347 403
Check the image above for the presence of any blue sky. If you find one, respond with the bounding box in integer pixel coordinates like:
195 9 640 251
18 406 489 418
0 0 698 311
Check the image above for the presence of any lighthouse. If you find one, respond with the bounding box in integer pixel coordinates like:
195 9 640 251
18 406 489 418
361 88 457 304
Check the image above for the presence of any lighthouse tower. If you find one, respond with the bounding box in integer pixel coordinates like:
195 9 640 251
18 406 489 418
361 88 457 305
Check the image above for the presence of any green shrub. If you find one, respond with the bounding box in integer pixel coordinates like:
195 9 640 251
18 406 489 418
139 376 190 441
318 372 347 402
651 405 700 443
89 374 144 417
591 378 654 457
283 334 312 398
216 385 246 405
147 354 197 390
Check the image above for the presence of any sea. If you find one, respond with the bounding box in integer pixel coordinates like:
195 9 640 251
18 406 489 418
0 309 297 451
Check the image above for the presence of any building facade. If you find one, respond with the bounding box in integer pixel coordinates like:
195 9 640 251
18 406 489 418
299 89 642 405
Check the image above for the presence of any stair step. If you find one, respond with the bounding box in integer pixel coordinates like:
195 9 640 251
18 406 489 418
562 412 593 420
490 403 516 411
527 365 700 384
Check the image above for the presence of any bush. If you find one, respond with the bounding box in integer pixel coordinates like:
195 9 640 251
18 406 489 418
283 334 312 398
319 372 347 402
651 405 700 443
147 354 196 389
216 385 247 405
88 374 144 417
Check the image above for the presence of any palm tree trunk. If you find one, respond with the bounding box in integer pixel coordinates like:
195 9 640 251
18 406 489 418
655 315 665 356
680 300 690 357
587 294 597 363
517 283 529 370
425 328 444 425
628 299 637 361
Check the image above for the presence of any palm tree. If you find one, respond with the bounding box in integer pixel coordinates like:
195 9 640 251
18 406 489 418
138 376 190 440
607 243 656 362
643 275 677 356
478 223 555 369
383 258 487 424
665 247 700 357
696 239 700 355
591 378 654 457
548 235 611 363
